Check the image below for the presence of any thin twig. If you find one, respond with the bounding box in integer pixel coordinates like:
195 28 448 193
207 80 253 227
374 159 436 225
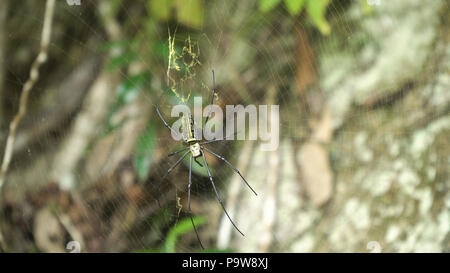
0 0 56 191
49 0 123 189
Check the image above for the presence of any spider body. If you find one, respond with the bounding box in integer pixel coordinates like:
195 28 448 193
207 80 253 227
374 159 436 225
188 142 201 157
155 70 257 249
182 112 203 162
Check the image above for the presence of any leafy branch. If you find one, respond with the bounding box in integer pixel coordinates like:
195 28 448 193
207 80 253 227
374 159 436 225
259 0 332 35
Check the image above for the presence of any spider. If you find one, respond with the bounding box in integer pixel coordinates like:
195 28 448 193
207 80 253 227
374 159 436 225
155 70 257 249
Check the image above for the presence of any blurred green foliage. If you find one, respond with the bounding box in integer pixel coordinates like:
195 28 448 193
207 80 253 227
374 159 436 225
284 0 306 15
98 39 140 71
136 216 206 252
98 36 157 181
135 121 157 181
103 71 151 133
163 216 205 252
106 52 139 71
360 0 374 15
259 0 332 35
148 0 204 29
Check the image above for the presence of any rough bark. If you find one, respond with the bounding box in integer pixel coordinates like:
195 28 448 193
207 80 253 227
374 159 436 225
217 0 449 252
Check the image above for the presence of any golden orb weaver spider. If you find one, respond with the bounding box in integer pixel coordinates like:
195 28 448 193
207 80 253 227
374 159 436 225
155 70 257 249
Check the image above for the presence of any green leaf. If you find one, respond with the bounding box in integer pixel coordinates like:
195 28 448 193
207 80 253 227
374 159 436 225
284 0 305 16
106 51 138 71
152 41 170 60
134 122 157 181
259 0 281 13
201 248 234 253
148 0 175 21
175 0 204 29
97 39 131 53
135 249 159 253
117 73 149 104
360 0 373 15
164 216 206 252
104 73 150 134
306 0 331 35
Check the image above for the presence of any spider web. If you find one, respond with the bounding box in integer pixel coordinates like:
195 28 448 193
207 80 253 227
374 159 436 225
1 0 448 253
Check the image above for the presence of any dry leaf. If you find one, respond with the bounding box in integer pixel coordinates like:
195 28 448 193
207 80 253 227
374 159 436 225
33 208 65 253
298 104 334 206
298 142 333 206
296 23 317 94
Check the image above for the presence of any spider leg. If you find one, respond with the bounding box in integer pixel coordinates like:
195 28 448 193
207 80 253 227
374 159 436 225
201 150 244 236
159 150 190 185
156 104 187 144
169 149 202 167
155 150 190 206
202 147 257 196
168 147 189 157
188 155 204 249
204 70 216 125
194 157 203 167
